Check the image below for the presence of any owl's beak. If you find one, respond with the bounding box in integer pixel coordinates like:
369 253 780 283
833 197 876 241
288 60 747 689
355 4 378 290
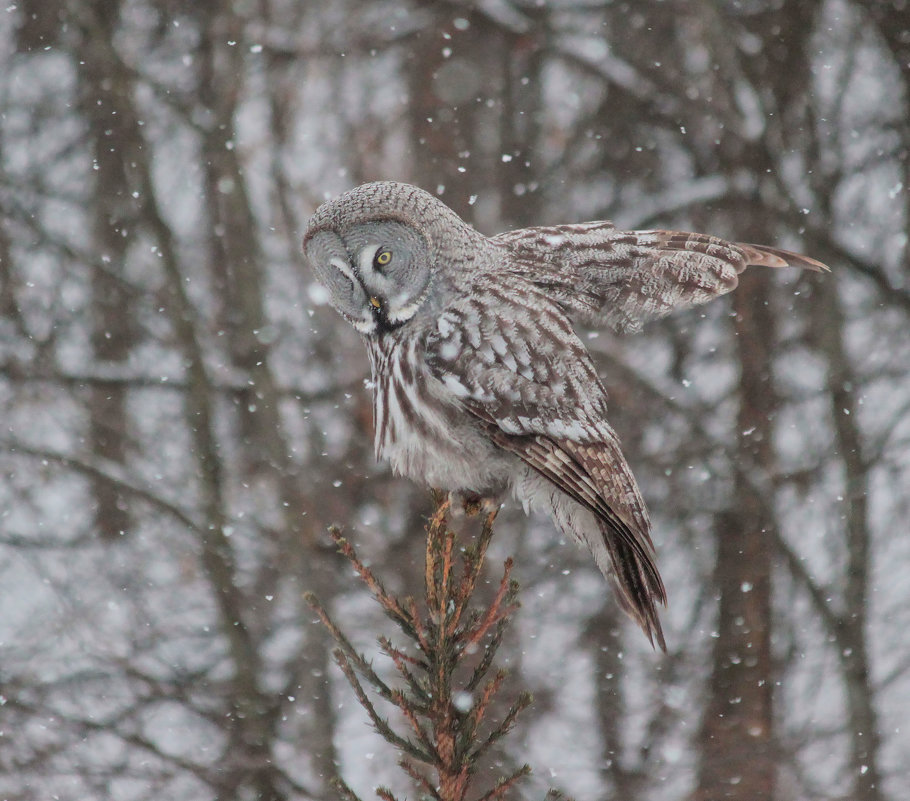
369 296 382 310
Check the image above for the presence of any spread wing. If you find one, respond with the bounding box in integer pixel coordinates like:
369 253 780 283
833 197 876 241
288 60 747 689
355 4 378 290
425 277 667 647
494 222 828 333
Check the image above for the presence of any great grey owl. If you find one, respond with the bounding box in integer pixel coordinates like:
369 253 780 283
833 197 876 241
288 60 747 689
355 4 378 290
303 181 827 649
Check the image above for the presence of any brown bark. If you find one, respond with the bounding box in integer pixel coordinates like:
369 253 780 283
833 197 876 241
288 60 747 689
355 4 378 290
406 6 545 231
406 8 488 221
695 273 776 801
867 4 910 278
76 0 136 541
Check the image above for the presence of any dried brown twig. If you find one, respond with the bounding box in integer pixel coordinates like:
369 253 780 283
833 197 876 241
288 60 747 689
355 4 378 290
304 493 533 801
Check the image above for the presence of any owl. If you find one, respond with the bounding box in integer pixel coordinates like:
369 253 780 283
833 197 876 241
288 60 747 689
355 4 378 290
303 181 827 649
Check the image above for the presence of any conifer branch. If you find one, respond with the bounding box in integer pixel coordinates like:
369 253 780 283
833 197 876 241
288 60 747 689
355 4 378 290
309 493 533 801
464 670 506 742
452 508 499 621
329 529 417 635
470 692 534 762
332 649 435 762
304 593 398 701
389 688 437 756
461 559 517 653
332 776 366 801
400 757 442 800
379 636 430 702
475 765 533 801
466 615 511 693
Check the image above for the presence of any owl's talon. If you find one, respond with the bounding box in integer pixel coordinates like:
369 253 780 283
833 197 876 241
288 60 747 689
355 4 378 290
459 492 499 517
462 493 483 517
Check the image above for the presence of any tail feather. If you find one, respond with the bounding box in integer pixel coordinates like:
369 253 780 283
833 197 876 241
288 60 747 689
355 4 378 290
601 520 668 651
499 428 669 650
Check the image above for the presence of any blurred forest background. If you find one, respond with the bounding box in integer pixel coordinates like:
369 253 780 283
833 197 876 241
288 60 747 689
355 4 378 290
1 1 909 800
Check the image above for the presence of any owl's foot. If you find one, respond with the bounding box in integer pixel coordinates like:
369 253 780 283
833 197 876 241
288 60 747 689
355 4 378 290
458 491 500 517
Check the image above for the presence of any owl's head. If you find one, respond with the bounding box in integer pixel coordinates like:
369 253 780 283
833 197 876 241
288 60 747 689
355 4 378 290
303 182 482 336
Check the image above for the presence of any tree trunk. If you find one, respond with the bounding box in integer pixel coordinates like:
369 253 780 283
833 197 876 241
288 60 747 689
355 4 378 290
816 276 884 801
77 0 136 541
695 272 776 801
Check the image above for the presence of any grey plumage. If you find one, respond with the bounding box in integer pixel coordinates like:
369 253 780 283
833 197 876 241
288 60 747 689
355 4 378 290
303 181 828 650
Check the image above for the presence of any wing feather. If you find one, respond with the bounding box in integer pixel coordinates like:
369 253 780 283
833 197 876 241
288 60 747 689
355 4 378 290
426 282 667 646
489 428 667 648
494 223 828 332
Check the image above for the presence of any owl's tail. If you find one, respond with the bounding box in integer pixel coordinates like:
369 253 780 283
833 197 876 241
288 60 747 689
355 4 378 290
598 519 667 651
495 428 668 649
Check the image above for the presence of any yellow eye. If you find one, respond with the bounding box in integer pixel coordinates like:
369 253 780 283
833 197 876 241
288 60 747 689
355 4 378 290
375 248 392 268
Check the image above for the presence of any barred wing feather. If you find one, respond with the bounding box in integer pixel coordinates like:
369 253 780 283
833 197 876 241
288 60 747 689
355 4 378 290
494 223 828 333
425 285 668 647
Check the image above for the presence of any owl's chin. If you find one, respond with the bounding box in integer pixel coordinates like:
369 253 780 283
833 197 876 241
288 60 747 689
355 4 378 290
350 316 378 335
363 316 407 337
384 283 431 327
351 305 417 337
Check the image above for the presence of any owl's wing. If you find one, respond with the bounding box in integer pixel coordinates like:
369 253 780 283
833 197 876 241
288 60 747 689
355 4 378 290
425 282 667 647
488 430 667 649
493 223 828 333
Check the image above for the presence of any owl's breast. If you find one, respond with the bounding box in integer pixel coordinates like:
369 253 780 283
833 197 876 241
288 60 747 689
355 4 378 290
367 335 511 493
